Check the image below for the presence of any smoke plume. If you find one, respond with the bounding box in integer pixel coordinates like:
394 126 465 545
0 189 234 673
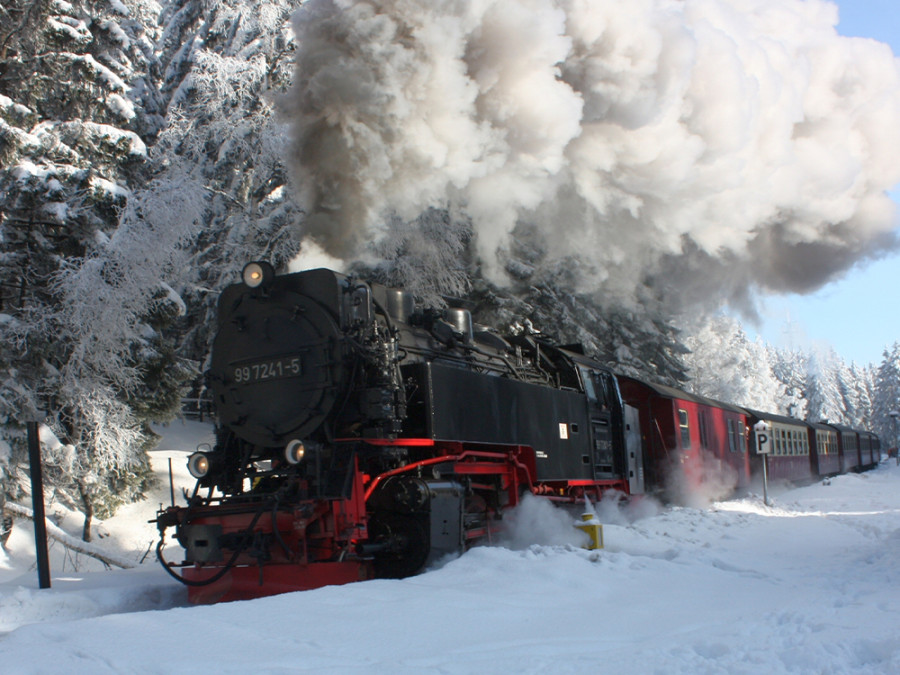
285 0 900 310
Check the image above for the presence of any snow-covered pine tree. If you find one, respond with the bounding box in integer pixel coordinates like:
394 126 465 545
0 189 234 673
152 0 304 378
0 0 191 540
769 346 809 420
49 170 204 539
835 360 868 429
682 315 785 411
804 348 847 425
851 362 876 430
873 343 900 449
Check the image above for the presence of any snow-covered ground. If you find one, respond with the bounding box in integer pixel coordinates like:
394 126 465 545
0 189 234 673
1 420 899 674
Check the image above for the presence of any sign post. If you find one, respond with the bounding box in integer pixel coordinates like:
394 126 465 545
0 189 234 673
26 422 51 589
890 411 899 466
754 421 771 507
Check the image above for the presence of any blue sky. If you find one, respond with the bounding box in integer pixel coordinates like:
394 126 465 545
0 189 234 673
748 0 900 366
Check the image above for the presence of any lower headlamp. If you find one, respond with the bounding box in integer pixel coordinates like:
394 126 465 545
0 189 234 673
187 452 211 479
285 439 306 465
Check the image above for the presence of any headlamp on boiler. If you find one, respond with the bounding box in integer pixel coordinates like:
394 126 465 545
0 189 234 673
242 261 275 290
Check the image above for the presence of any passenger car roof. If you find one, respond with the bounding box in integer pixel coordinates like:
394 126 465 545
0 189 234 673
618 375 747 415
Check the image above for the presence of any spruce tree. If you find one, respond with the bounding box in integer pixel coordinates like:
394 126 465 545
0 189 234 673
151 0 304 378
769 347 808 419
804 349 846 425
0 0 190 540
874 343 900 449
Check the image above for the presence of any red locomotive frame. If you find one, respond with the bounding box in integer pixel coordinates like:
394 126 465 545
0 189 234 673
160 439 629 604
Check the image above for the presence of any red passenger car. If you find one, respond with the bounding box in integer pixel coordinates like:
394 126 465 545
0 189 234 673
617 376 751 501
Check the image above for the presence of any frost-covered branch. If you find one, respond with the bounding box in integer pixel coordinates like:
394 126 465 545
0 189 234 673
3 502 135 569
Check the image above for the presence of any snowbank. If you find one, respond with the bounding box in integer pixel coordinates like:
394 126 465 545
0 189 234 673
1 421 898 673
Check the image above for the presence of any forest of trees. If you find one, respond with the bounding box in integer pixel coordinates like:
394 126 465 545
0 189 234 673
1 0 898 542
682 316 900 446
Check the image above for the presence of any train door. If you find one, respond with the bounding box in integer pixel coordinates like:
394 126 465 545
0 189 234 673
624 405 645 494
578 367 618 480
698 408 712 455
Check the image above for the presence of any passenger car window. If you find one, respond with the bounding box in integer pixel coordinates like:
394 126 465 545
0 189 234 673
678 409 691 449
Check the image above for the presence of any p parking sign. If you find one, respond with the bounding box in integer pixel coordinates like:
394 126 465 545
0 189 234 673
754 421 771 455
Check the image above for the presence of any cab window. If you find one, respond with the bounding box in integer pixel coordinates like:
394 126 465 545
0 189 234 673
578 367 597 402
593 372 611 411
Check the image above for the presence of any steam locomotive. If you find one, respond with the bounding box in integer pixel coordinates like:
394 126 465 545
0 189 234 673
155 263 648 602
155 263 880 603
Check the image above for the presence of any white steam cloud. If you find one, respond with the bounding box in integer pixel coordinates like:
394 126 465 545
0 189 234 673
285 0 900 308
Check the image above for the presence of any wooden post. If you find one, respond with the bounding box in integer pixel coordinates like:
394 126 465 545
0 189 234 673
26 422 51 588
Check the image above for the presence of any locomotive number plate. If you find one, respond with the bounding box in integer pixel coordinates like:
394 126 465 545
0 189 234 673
231 357 302 384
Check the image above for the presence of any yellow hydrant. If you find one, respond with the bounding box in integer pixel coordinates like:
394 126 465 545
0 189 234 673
575 512 604 550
